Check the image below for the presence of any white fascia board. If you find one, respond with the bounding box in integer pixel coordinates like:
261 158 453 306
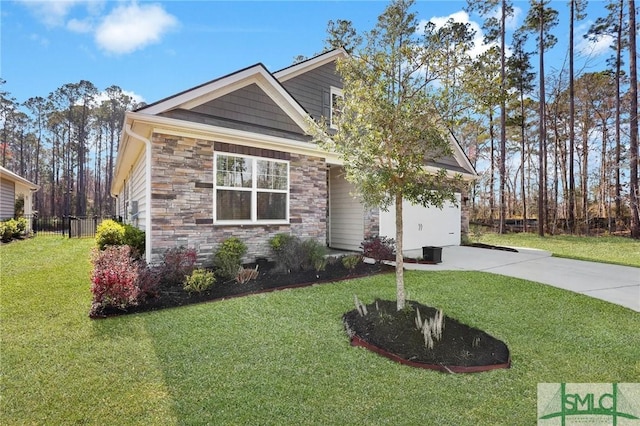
274 48 348 82
139 66 266 115
447 133 478 178
0 166 39 190
126 112 341 163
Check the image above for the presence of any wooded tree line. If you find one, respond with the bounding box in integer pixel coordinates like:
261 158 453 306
1 0 639 238
0 80 142 218
450 0 639 237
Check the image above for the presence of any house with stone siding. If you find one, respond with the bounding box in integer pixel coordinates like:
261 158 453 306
111 48 477 265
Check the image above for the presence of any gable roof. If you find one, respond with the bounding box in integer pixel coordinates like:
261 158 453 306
136 63 312 134
274 48 348 82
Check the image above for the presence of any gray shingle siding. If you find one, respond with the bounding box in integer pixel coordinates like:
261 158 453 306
281 62 342 122
164 83 307 139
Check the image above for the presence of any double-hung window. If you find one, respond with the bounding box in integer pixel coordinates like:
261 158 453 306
214 153 289 224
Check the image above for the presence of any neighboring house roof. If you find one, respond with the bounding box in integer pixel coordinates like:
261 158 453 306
0 166 39 191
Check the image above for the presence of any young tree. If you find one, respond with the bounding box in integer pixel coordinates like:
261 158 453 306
317 0 461 310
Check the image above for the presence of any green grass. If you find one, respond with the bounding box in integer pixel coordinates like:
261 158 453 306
476 232 640 268
2 236 639 425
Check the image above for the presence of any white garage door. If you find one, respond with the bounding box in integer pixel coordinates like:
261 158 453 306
328 167 364 251
379 194 461 252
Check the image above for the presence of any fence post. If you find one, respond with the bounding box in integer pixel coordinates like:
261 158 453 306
67 216 71 239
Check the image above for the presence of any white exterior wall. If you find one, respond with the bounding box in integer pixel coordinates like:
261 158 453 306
328 167 364 251
129 151 147 230
116 149 146 231
379 194 461 252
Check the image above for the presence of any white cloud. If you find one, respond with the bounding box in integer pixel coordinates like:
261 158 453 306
576 21 614 58
67 18 93 33
94 3 178 55
95 89 145 105
577 33 614 57
29 33 50 47
425 11 495 59
17 0 102 27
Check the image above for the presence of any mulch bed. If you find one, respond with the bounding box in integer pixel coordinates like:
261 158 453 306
91 260 394 318
92 257 510 373
343 299 511 373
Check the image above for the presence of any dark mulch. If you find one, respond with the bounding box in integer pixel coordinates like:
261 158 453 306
92 260 394 318
343 299 511 372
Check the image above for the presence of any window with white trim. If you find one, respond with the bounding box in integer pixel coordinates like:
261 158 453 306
214 153 289 224
330 86 343 129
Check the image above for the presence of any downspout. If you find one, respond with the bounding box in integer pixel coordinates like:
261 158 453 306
124 124 153 264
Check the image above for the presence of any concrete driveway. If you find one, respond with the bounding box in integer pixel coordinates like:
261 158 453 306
403 245 640 312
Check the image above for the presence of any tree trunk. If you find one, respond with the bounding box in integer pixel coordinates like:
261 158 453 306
395 192 405 311
614 0 623 227
538 9 546 237
498 0 507 234
629 0 639 238
568 0 577 233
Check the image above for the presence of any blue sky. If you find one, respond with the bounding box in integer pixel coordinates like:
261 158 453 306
1 0 615 106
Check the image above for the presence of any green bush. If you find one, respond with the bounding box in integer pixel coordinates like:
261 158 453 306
214 237 247 279
96 219 125 250
0 222 8 242
14 217 27 237
301 238 328 272
341 254 363 271
269 233 303 273
183 268 216 293
123 224 145 258
1 219 18 242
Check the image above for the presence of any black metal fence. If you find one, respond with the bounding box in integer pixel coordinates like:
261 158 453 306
30 215 109 238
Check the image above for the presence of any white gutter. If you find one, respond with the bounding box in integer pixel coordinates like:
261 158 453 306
123 124 153 263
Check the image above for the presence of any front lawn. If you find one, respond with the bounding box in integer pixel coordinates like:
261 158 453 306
2 236 638 425
477 232 640 267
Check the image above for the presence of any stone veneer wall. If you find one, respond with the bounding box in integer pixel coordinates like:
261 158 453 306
363 207 380 240
149 133 327 265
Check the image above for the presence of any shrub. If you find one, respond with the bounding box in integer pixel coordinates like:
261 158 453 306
90 245 142 314
183 268 216 293
360 236 395 262
96 219 125 250
235 266 259 284
301 238 328 272
157 246 197 286
269 233 304 273
1 220 17 242
214 237 247 279
14 217 27 237
123 224 145 258
341 254 363 271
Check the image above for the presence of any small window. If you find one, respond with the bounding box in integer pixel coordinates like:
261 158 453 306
214 153 289 224
330 86 343 129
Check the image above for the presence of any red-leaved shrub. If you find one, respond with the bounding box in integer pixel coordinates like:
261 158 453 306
360 236 396 262
156 246 197 286
90 245 143 315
